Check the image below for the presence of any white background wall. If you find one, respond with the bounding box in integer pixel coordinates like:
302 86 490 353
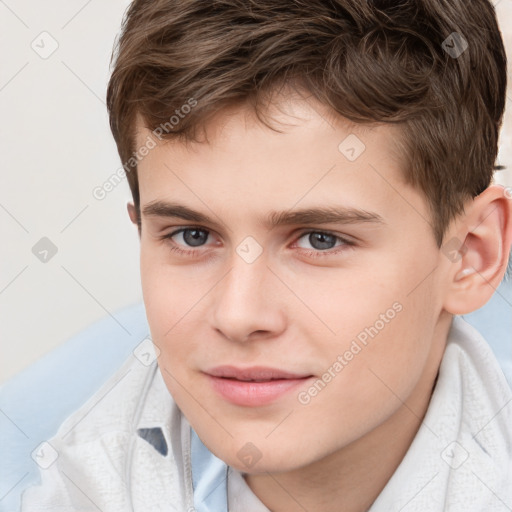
1 0 512 383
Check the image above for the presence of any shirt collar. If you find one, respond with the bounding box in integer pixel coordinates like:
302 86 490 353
133 362 231 511
133 362 173 454
369 316 512 511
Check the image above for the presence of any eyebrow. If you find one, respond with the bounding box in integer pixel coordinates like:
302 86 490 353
142 201 385 229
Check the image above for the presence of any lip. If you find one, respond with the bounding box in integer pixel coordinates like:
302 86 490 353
205 366 314 407
206 365 311 381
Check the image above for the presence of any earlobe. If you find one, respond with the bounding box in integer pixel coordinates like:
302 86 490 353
443 185 512 315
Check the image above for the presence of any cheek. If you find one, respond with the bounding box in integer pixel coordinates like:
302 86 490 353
139 248 226 394
140 249 197 369
291 305 437 451
140 244 196 331
341 285 438 417
311 270 439 415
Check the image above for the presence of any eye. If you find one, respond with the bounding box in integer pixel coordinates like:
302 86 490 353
293 230 354 257
161 227 354 259
170 227 210 247
162 227 214 256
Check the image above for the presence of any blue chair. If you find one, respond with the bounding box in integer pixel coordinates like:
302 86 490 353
0 302 149 512
1 282 511 512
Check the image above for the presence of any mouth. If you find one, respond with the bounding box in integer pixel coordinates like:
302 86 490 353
204 366 314 407
206 365 312 380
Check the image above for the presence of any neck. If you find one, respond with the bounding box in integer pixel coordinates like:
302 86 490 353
244 313 452 512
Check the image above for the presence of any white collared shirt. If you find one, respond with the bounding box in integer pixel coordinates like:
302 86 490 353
20 317 512 511
227 470 269 511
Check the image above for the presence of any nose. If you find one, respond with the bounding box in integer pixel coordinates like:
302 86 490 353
210 250 287 343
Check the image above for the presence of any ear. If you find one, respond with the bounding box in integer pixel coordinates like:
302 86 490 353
127 202 141 234
442 185 512 315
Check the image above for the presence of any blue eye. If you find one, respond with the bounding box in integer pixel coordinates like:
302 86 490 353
172 228 209 247
162 227 354 258
296 232 341 251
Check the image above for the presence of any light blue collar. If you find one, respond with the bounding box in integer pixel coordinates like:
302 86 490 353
190 428 229 512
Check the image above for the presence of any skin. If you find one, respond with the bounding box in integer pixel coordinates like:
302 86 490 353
129 89 512 512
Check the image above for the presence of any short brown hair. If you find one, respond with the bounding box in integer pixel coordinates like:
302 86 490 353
106 0 507 247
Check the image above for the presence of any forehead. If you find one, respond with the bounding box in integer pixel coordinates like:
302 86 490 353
133 97 424 228
134 92 405 162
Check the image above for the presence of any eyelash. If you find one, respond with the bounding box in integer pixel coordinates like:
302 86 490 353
161 227 355 259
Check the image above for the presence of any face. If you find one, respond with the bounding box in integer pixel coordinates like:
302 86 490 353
135 93 451 474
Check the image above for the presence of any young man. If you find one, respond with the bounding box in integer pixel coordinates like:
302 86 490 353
21 0 512 510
